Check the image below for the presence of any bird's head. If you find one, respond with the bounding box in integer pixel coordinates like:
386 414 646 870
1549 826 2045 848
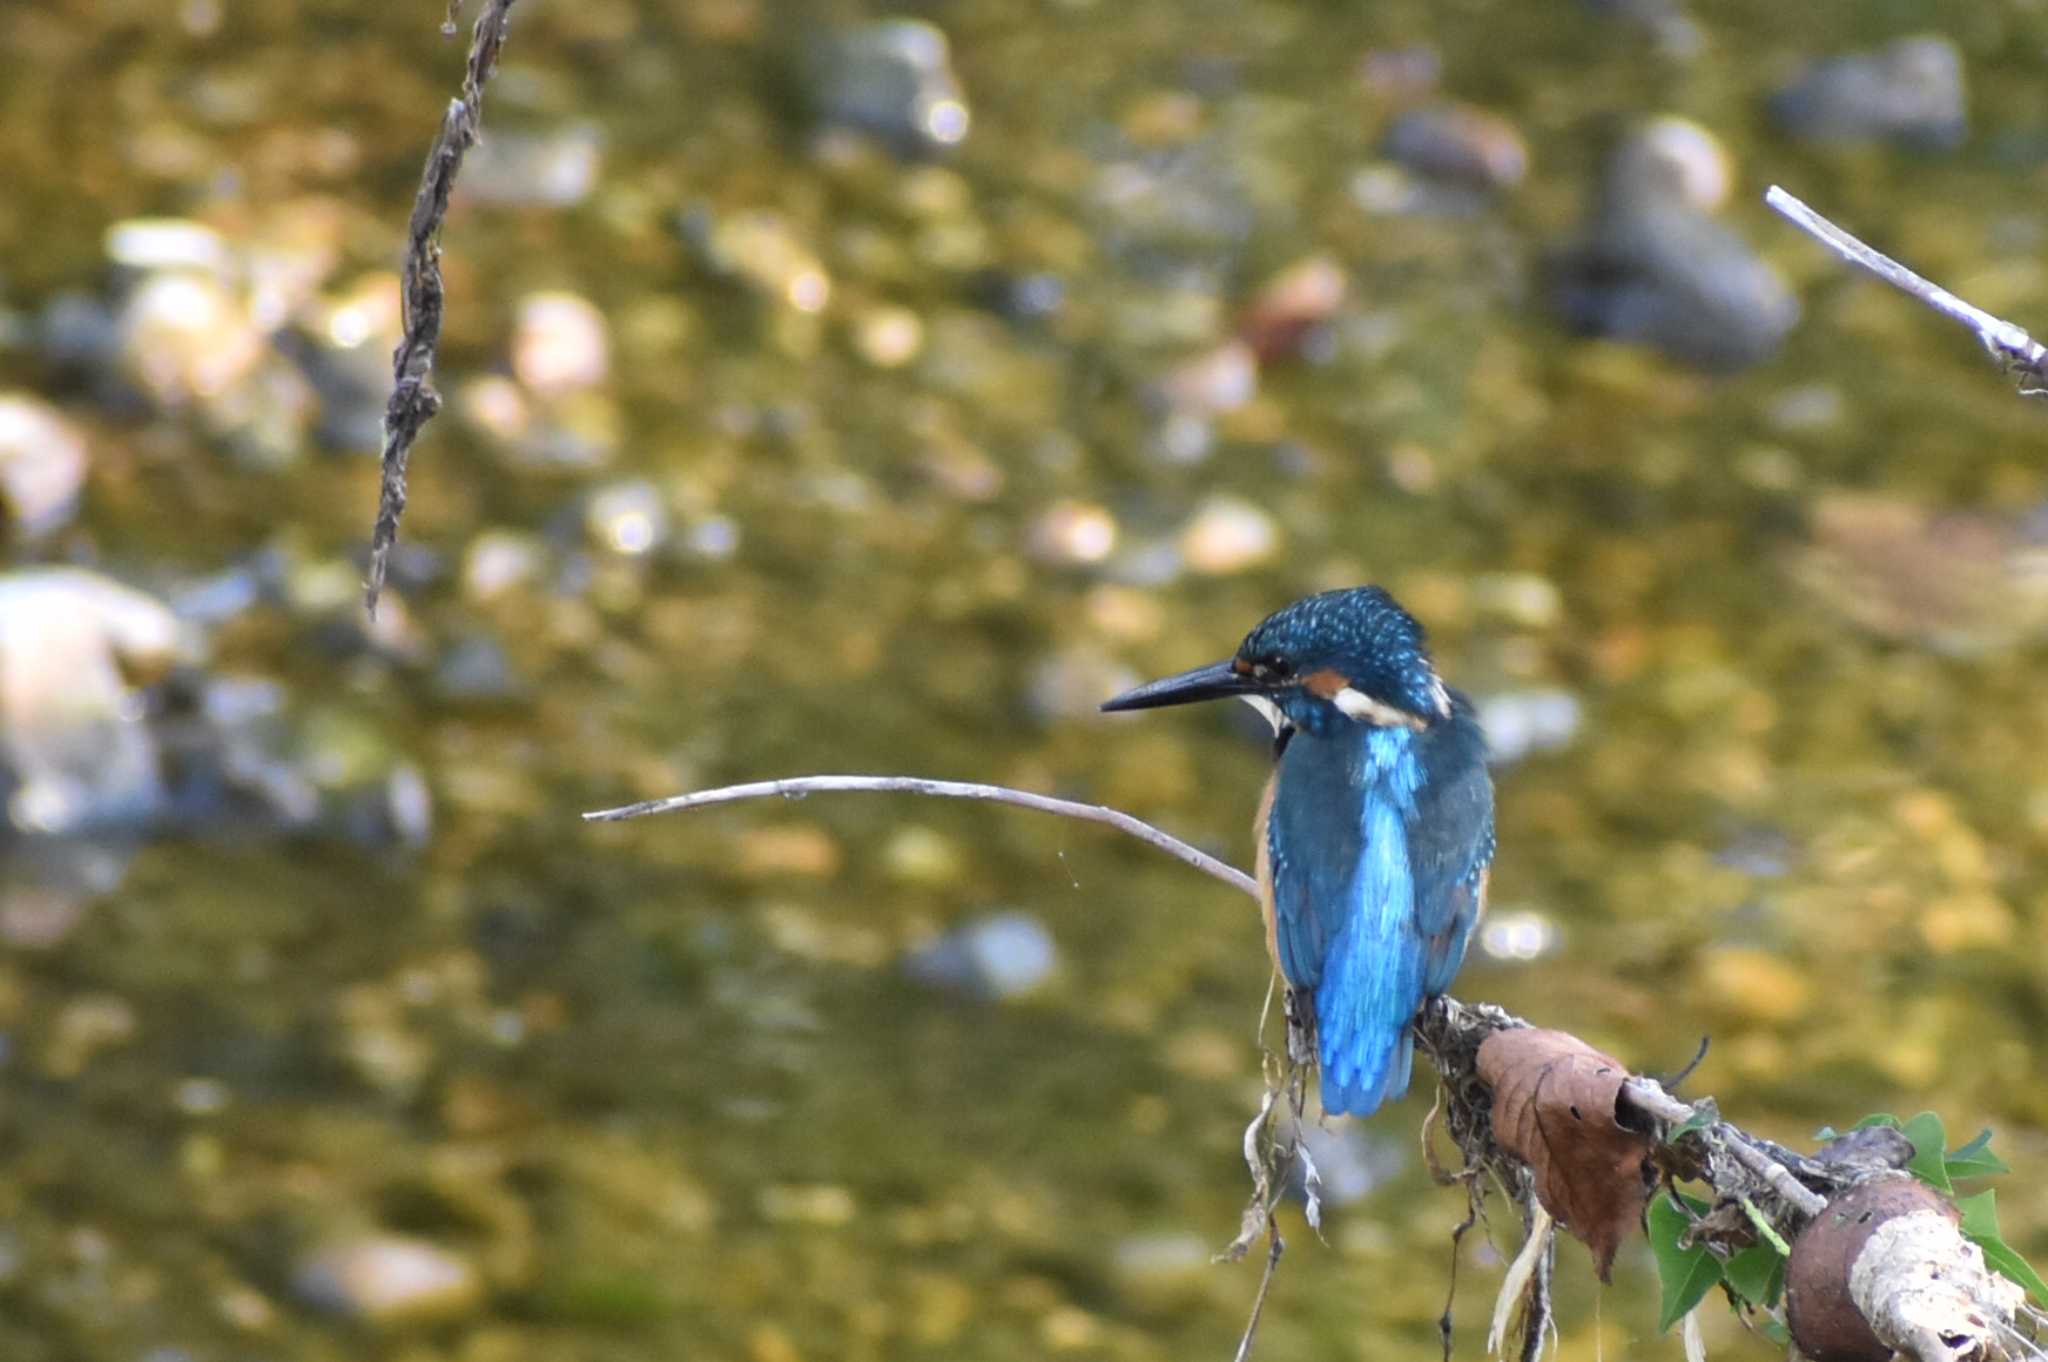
1101 586 1451 738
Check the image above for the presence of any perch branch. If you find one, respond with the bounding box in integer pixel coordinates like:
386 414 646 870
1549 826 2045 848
582 774 1259 899
594 774 2034 1360
1765 185 2048 397
366 0 521 618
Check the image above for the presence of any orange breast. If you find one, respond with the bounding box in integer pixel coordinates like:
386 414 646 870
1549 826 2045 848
1252 769 1282 974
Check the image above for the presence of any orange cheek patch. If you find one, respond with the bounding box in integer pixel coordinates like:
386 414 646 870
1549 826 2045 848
1302 667 1349 698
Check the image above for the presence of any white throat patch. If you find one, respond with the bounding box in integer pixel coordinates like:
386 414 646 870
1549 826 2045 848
1238 693 1287 735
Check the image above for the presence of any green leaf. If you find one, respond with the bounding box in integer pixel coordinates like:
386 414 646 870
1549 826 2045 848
1669 1107 1715 1142
1979 1239 2048 1307
1724 1245 1785 1308
1956 1188 1999 1239
1901 1111 1951 1192
1955 1189 2048 1306
1852 1112 1902 1131
1650 1192 1723 1333
1812 1125 1838 1142
1945 1128 2011 1180
1758 1315 1791 1347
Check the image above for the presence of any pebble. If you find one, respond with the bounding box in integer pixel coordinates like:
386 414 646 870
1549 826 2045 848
1764 383 1843 434
1580 0 1701 58
1620 115 1731 211
0 393 88 538
1112 1232 1211 1281
1712 824 1799 878
103 218 233 278
434 635 519 701
162 674 323 833
585 479 668 557
1178 495 1278 575
1548 117 1797 371
462 530 547 601
806 19 971 156
459 375 532 443
1083 585 1164 643
1383 103 1528 190
1476 689 1582 765
1770 35 1966 151
0 569 181 837
854 304 925 368
43 993 138 1078
903 911 1058 1000
1026 500 1118 567
1025 648 1140 723
1 842 136 949
461 123 604 206
1239 256 1347 364
117 271 265 408
1471 571 1562 629
1155 340 1258 417
975 269 1066 325
1478 909 1559 963
272 339 381 455
1790 494 2048 655
294 1235 484 1327
735 823 842 879
682 209 833 313
513 291 611 397
173 1076 232 1116
759 1184 858 1227
881 825 966 888
1356 46 1441 103
351 774 434 850
683 514 742 560
39 293 120 370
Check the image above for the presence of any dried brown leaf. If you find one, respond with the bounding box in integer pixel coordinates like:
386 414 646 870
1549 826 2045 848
1477 1027 1653 1279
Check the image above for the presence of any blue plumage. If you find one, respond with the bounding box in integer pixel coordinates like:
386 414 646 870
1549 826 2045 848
1264 696 1492 1115
1103 586 1495 1120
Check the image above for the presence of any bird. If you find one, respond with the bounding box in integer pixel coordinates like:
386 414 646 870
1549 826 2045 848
1102 586 1495 1118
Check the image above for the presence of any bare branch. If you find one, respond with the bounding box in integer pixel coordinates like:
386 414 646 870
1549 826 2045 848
1231 1220 1285 1362
582 774 1260 899
588 777 2030 1360
365 0 522 618
1622 1074 1827 1218
1765 185 2048 396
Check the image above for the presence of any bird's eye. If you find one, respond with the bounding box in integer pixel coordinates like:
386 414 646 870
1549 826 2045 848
1258 656 1292 680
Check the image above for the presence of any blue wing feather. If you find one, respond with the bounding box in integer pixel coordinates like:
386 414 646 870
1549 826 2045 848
1265 695 1493 1117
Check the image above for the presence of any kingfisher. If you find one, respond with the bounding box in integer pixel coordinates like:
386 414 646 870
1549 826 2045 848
1102 586 1495 1117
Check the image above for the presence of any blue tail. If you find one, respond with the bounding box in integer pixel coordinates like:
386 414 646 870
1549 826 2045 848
1312 894 1426 1117
1316 1012 1414 1117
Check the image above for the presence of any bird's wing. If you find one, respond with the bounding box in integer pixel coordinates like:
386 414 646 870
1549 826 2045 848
1409 719 1495 996
1265 729 1433 1114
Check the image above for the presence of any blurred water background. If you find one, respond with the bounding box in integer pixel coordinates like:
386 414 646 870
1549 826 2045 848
2 0 2047 1357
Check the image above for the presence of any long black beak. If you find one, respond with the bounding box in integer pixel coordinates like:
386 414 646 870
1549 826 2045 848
1101 658 1261 712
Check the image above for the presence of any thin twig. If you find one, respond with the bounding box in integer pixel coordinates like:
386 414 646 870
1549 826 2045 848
582 774 1260 899
1620 1075 1827 1219
1764 185 2048 396
366 0 521 618
1231 1222 1285 1362
1722 1131 1828 1220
